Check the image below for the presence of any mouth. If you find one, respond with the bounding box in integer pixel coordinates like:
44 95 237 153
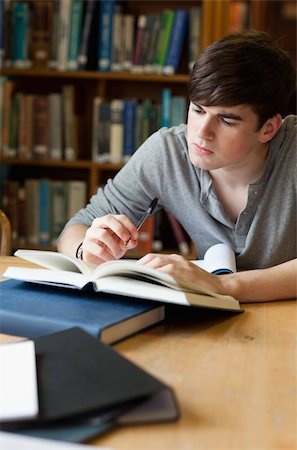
192 143 214 156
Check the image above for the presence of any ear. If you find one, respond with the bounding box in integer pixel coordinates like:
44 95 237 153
258 114 283 144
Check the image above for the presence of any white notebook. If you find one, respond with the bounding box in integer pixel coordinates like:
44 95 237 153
0 340 39 421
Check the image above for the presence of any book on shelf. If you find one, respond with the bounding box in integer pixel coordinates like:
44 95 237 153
31 0 53 68
48 93 63 160
163 9 188 75
123 98 137 161
0 279 165 344
0 327 178 441
67 0 83 71
0 0 5 68
50 180 68 246
154 9 175 73
11 1 31 69
32 95 49 159
171 95 187 126
62 84 77 161
110 3 123 72
24 179 40 246
77 0 97 70
188 6 202 71
39 179 51 247
56 0 72 71
91 97 111 162
66 180 87 220
98 0 116 72
131 14 147 73
144 14 161 73
3 245 242 312
122 13 135 72
110 98 124 164
161 88 172 128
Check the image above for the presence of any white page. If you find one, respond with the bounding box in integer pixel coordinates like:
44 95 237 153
0 341 39 421
0 432 112 450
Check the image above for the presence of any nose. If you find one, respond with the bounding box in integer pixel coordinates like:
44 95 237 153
198 115 214 141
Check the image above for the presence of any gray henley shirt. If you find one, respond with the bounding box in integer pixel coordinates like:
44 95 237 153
65 115 297 270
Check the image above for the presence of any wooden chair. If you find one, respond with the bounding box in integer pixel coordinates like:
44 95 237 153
0 209 11 256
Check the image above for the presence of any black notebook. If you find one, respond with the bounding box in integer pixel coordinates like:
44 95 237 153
1 328 179 441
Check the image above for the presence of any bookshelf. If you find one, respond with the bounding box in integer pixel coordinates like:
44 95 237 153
0 0 295 255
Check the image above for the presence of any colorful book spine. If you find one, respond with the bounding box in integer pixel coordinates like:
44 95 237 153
111 4 123 71
122 14 135 72
163 9 188 75
11 1 31 68
188 6 202 72
56 0 72 71
171 96 186 126
161 89 172 128
50 180 67 246
110 99 124 163
98 0 116 72
77 0 96 70
123 99 137 161
131 14 147 73
67 0 83 70
154 9 175 73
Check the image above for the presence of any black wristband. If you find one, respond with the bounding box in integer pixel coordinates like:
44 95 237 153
76 242 83 260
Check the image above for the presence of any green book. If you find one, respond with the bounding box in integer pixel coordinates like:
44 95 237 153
154 9 175 73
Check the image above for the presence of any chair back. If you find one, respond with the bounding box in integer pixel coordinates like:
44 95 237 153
0 209 11 255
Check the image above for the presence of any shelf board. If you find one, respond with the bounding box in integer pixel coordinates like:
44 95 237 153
0 68 190 83
0 157 124 170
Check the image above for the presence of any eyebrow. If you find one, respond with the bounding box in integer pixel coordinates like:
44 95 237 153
217 112 243 121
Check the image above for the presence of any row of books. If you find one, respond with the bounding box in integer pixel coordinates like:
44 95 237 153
0 77 78 161
1 178 191 256
0 0 202 74
2 178 87 247
0 76 187 162
92 90 187 163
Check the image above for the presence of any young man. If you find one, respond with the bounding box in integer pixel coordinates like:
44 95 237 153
57 31 296 303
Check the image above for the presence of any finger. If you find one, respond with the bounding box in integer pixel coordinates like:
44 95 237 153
92 215 138 243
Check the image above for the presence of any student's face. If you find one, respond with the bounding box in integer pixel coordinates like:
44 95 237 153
186 102 268 172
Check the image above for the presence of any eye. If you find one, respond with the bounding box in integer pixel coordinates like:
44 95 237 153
192 105 204 115
221 117 236 127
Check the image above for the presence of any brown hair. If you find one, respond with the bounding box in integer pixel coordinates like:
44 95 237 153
189 31 296 127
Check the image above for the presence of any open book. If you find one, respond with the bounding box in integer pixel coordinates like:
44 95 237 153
2 245 241 312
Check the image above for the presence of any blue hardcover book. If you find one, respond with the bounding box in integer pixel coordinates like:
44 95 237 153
0 279 165 343
123 98 137 161
11 1 30 68
98 0 116 71
163 9 188 75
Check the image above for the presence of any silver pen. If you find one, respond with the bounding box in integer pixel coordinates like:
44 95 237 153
126 197 159 245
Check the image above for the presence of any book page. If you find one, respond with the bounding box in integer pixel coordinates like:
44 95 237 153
193 243 237 274
15 249 96 278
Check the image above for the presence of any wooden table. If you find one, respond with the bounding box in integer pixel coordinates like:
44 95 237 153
1 256 296 450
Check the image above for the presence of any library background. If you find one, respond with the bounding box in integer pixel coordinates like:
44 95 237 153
0 0 296 257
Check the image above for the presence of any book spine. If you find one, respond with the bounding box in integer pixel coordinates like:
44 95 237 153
98 0 115 72
11 1 31 69
8 93 19 158
166 211 190 255
24 179 40 245
171 95 186 126
17 93 27 158
32 95 49 159
67 0 83 70
48 0 59 69
131 14 146 73
122 14 135 72
2 180 19 246
110 4 123 72
123 99 137 162
62 85 76 161
39 178 50 246
163 9 188 75
188 6 202 72
48 93 63 160
1 78 15 157
66 180 87 219
141 98 152 142
77 0 96 70
31 0 53 68
161 88 172 128
110 99 124 163
24 94 34 159
154 9 175 73
50 180 67 246
144 14 161 73
3 0 12 68
56 0 72 71
17 186 26 246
